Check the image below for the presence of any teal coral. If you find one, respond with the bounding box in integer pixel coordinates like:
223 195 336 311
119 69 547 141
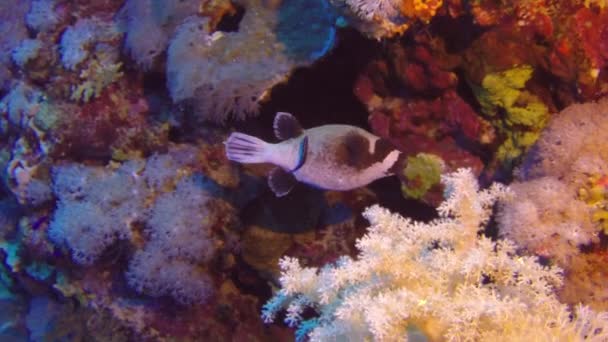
276 0 339 61
24 261 53 281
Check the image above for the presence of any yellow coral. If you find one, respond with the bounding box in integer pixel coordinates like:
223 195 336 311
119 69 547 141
70 58 123 103
475 65 549 164
584 0 607 8
400 0 443 22
579 174 608 233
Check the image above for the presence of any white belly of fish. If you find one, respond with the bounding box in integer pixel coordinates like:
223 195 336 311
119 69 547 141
293 156 397 190
292 125 400 190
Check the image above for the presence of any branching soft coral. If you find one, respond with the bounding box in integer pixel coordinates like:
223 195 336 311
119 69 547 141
262 168 608 341
330 0 443 39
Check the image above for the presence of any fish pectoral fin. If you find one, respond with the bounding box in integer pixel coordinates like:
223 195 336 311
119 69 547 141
268 167 297 197
273 112 303 140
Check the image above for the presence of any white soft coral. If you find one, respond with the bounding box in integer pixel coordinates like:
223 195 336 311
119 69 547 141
263 168 608 341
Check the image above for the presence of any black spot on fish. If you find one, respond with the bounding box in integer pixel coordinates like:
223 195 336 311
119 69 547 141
337 131 369 169
336 131 397 171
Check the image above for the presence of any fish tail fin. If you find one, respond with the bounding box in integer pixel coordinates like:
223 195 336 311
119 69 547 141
225 132 271 164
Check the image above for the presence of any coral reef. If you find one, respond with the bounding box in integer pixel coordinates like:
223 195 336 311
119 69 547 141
474 65 549 165
119 0 201 69
1 0 608 340
166 0 339 122
262 169 608 340
48 145 240 305
331 0 443 39
498 98 608 310
399 152 444 200
0 0 29 91
354 36 489 202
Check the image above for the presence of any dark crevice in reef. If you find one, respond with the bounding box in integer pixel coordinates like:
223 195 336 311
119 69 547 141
429 14 486 54
234 28 434 219
215 3 245 32
369 176 437 221
236 28 380 141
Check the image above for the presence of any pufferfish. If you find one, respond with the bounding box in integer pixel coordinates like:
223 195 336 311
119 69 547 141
225 112 404 197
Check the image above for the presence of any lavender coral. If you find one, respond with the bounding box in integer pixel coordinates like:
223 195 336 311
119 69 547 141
126 178 217 305
499 98 608 263
48 147 228 304
119 0 199 69
497 98 608 310
167 0 338 122
26 0 63 33
48 161 147 264
262 169 608 341
59 17 122 71
0 0 29 91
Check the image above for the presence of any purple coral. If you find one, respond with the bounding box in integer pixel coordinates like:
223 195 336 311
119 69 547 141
48 162 147 264
0 0 29 90
48 151 218 304
125 177 217 304
119 0 199 69
59 17 122 71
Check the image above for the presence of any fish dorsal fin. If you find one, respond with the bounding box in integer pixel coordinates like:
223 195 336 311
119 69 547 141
268 167 297 197
273 112 303 140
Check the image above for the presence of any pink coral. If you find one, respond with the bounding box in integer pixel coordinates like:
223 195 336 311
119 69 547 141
498 98 608 309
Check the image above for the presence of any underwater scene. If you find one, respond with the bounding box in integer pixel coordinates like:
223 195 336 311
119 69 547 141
2 0 608 341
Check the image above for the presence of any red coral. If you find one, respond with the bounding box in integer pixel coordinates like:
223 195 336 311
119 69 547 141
354 33 486 182
390 44 458 93
403 63 429 92
54 77 168 160
440 90 481 141
368 111 391 138
353 74 376 105
574 7 608 69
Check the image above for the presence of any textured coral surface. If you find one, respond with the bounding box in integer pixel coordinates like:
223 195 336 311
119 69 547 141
1 0 608 341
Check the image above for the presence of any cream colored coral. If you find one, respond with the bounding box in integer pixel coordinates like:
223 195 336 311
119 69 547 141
166 1 293 122
497 177 597 264
330 0 442 39
262 168 608 341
